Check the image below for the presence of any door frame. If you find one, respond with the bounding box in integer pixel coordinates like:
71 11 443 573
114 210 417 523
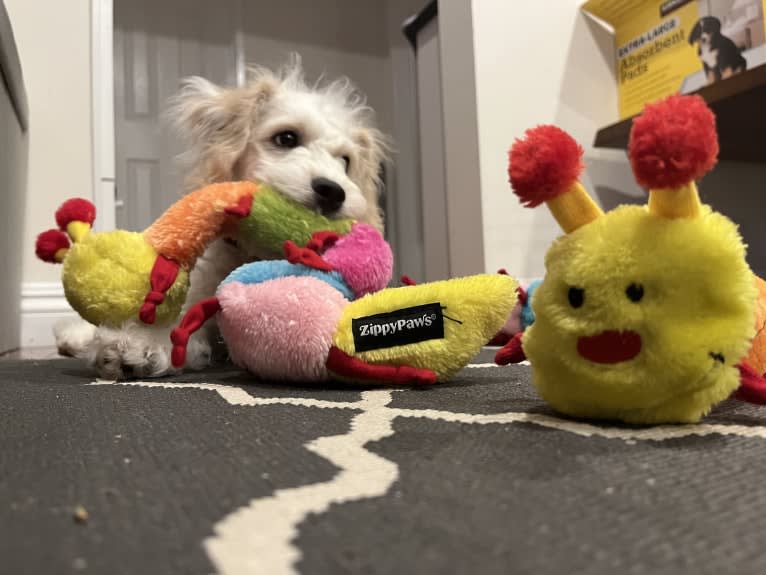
91 0 116 231
403 0 485 279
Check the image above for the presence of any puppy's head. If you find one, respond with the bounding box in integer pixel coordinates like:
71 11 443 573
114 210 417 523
689 16 722 47
169 57 388 231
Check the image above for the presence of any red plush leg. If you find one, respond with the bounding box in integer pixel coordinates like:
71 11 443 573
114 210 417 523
326 346 437 386
224 194 254 218
516 285 528 306
735 363 766 404
139 255 181 324
170 297 221 367
283 240 334 271
400 275 417 286
495 332 526 365
306 231 340 253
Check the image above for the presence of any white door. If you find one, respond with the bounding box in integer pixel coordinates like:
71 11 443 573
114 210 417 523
113 0 239 231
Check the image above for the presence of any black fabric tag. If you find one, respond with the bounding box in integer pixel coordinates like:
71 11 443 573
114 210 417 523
352 302 445 352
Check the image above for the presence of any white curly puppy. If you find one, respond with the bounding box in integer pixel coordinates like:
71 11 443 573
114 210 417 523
55 58 388 378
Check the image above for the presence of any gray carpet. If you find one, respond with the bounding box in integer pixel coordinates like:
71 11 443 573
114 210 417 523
2 350 766 575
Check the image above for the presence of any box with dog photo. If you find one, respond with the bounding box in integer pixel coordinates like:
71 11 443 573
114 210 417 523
582 0 766 119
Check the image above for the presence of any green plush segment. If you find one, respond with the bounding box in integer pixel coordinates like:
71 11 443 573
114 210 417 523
237 185 355 256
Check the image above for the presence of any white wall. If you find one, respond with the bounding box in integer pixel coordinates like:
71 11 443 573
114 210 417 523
6 0 94 285
6 0 92 345
471 0 642 280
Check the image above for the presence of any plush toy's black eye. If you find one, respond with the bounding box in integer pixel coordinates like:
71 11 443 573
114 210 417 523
272 130 300 149
342 155 351 172
709 351 725 364
626 283 644 303
568 287 585 308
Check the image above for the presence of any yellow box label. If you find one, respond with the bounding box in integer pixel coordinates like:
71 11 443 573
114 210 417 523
583 0 766 118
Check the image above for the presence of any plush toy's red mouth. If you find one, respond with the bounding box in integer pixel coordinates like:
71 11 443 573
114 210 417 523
577 330 642 364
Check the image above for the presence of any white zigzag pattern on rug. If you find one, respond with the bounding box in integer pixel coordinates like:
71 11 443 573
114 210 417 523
89 378 766 575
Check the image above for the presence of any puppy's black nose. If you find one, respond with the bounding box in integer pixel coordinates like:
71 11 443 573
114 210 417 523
311 178 346 213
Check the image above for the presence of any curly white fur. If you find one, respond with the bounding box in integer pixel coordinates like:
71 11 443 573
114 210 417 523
56 57 388 378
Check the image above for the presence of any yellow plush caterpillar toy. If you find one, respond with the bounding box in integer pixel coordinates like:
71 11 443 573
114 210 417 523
497 94 766 424
35 182 353 327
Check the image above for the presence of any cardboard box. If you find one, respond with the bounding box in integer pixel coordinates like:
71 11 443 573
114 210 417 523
582 0 766 119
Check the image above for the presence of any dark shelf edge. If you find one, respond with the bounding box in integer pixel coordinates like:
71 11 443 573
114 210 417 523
594 64 766 163
402 0 438 48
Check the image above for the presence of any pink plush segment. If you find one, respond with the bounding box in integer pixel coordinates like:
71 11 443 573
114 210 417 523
323 223 393 298
217 276 348 381
500 302 523 336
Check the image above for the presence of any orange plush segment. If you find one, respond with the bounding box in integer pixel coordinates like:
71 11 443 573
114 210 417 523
143 181 258 269
745 275 766 375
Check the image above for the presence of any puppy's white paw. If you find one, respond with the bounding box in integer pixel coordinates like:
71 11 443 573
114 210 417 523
84 321 212 379
186 335 214 371
86 323 173 379
54 318 97 358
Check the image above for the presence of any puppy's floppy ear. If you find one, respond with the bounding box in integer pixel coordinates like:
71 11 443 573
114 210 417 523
171 77 228 136
689 20 703 44
353 128 391 232
169 76 277 188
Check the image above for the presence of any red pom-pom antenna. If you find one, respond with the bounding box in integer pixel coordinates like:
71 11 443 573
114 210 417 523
508 125 584 207
36 229 71 263
55 198 96 229
628 94 718 190
508 125 602 232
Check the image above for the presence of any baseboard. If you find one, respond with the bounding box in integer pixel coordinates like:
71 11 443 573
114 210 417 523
21 282 76 348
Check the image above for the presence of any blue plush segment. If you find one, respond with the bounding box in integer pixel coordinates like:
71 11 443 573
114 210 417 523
521 279 543 329
219 260 354 300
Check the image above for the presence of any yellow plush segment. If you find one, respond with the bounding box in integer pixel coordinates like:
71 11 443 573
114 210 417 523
61 230 189 327
525 204 757 424
333 274 518 382
547 182 603 233
648 182 702 220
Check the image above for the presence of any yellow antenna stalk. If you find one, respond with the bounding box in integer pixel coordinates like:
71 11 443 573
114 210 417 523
648 182 702 220
546 182 604 234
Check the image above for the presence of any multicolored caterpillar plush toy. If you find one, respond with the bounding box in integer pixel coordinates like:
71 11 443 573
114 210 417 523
171 224 518 385
497 94 766 424
35 183 353 327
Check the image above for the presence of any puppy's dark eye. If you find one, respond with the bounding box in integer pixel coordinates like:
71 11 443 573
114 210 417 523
568 287 585 309
272 130 300 149
342 155 351 172
626 283 644 303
